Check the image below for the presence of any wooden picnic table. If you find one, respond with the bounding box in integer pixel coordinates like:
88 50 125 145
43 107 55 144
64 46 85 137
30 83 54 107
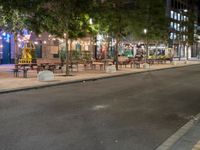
14 63 37 78
92 61 105 70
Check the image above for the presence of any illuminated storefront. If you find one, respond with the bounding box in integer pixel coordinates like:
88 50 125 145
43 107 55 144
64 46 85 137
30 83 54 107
0 32 12 64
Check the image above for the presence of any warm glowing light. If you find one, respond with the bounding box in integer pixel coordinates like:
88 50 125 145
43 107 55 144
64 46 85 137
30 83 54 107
144 29 147 34
59 39 64 43
89 18 93 25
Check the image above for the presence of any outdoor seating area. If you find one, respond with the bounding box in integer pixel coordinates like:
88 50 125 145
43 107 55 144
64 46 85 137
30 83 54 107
10 59 109 78
8 54 175 79
0 59 199 92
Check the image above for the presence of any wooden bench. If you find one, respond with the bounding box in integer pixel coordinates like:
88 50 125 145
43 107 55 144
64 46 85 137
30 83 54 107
118 56 130 68
92 62 104 70
11 68 28 78
133 60 145 68
69 61 79 72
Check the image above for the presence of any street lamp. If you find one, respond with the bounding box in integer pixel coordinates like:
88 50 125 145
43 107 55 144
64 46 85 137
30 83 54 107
143 29 148 63
144 29 147 35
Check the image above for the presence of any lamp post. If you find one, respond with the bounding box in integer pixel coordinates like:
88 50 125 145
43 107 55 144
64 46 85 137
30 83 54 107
144 29 148 63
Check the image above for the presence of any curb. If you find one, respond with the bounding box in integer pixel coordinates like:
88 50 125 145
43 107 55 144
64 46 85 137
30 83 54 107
155 113 200 150
0 63 200 94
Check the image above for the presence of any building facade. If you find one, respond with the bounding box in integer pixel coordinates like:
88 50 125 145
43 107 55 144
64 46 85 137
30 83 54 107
166 0 200 59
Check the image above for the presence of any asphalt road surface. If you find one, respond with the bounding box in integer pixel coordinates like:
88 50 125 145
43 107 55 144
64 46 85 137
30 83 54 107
1 65 200 150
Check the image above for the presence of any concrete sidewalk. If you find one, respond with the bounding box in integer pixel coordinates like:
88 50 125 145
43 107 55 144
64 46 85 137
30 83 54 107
0 61 200 93
156 113 200 150
170 116 200 150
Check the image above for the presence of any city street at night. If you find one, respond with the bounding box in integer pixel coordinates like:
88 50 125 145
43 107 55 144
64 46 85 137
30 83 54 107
1 65 200 150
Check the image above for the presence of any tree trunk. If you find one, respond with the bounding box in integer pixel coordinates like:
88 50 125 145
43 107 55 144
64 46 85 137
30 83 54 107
155 42 158 58
185 43 188 60
178 42 181 61
14 33 18 67
197 43 200 59
105 36 110 60
115 34 119 70
146 40 149 59
69 39 73 62
65 33 69 75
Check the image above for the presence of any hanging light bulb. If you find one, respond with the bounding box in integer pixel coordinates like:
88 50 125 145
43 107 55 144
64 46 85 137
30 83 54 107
43 41 47 44
0 44 3 48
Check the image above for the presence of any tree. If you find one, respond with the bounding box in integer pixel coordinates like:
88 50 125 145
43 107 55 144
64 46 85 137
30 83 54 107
94 0 136 70
130 0 169 58
0 0 46 65
186 0 198 60
28 0 96 75
93 0 169 69
0 6 26 65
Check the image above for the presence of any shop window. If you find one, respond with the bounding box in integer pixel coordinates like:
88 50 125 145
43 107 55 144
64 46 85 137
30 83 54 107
174 23 177 30
183 16 188 21
53 54 59 58
170 33 173 39
174 12 177 20
181 15 184 21
170 11 174 19
170 22 174 28
183 35 186 41
177 23 180 31
174 33 177 40
177 13 181 21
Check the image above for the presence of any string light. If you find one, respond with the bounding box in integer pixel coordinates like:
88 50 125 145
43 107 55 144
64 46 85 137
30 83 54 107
43 41 47 44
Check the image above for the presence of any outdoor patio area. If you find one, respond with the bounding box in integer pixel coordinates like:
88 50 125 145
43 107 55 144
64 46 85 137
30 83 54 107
0 60 200 92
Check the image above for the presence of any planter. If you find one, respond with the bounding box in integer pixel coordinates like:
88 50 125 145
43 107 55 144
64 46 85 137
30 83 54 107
143 63 150 69
172 61 177 65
